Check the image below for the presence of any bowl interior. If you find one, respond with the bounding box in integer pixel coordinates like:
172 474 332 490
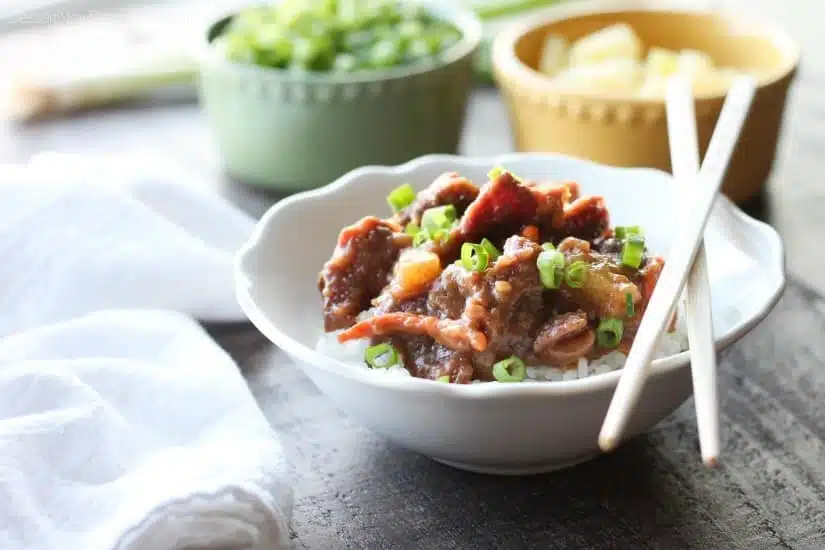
237 154 785 390
513 9 798 88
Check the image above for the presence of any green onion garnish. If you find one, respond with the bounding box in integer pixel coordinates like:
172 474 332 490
480 238 501 261
620 234 645 269
413 229 430 247
541 242 555 251
405 222 420 236
364 342 399 368
614 225 643 240
488 166 504 180
421 204 457 235
460 243 490 272
564 260 588 288
625 292 635 317
487 165 523 182
537 249 565 289
436 375 450 383
432 228 450 244
492 356 526 382
387 183 416 212
596 318 624 348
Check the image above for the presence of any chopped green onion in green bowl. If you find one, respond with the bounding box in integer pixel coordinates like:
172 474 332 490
212 0 463 72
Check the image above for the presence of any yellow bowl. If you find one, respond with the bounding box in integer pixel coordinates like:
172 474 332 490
492 7 800 204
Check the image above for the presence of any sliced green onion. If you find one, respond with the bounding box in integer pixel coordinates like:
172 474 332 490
436 375 450 383
614 225 644 240
413 229 430 247
620 234 645 269
625 292 635 317
537 249 565 289
421 204 457 234
564 260 588 288
488 165 504 180
365 342 399 368
541 242 555 251
480 238 501 260
461 243 490 272
405 221 420 236
596 318 624 348
387 183 416 212
431 228 450 244
492 356 526 382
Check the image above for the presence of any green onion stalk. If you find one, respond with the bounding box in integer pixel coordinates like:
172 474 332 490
4 0 565 122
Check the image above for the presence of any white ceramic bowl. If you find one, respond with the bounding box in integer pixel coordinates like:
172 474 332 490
235 153 785 475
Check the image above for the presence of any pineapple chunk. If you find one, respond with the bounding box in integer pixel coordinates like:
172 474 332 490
677 49 716 78
538 35 570 77
568 23 643 67
693 67 742 95
637 74 668 98
391 248 442 299
646 46 680 77
553 58 645 94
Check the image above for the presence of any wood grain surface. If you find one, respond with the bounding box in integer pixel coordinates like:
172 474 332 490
2 2 825 547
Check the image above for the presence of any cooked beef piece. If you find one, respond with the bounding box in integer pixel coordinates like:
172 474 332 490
421 174 589 263
357 235 547 383
427 264 473 319
560 196 610 241
426 171 537 262
428 235 547 380
354 294 477 383
527 181 571 236
533 311 596 367
396 172 479 227
460 172 538 238
556 236 642 320
337 312 487 353
318 216 410 331
392 335 475 383
592 234 623 255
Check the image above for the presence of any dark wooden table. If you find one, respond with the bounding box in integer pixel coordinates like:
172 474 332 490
3 3 825 548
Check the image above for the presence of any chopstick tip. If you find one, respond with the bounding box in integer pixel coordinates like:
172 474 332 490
703 455 719 468
598 434 618 453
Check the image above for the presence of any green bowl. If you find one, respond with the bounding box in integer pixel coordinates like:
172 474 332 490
196 3 483 193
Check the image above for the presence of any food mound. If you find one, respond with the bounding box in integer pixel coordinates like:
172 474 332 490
318 168 668 384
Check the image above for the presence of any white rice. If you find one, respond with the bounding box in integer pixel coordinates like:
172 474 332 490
316 304 689 383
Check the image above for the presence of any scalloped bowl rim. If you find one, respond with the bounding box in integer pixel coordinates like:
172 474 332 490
491 4 801 104
197 0 483 85
235 153 785 400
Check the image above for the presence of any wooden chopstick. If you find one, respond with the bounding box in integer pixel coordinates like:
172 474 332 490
598 76 757 453
665 76 721 467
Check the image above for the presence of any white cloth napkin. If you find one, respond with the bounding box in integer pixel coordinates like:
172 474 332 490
0 153 294 550
0 152 254 338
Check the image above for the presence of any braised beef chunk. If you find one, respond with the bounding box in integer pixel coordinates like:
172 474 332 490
528 181 571 236
393 336 475 383
317 168 671 383
426 236 546 380
560 196 610 241
533 311 596 367
457 171 537 242
337 312 487 353
470 236 547 379
425 171 537 262
319 216 408 331
427 264 475 319
397 172 479 227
